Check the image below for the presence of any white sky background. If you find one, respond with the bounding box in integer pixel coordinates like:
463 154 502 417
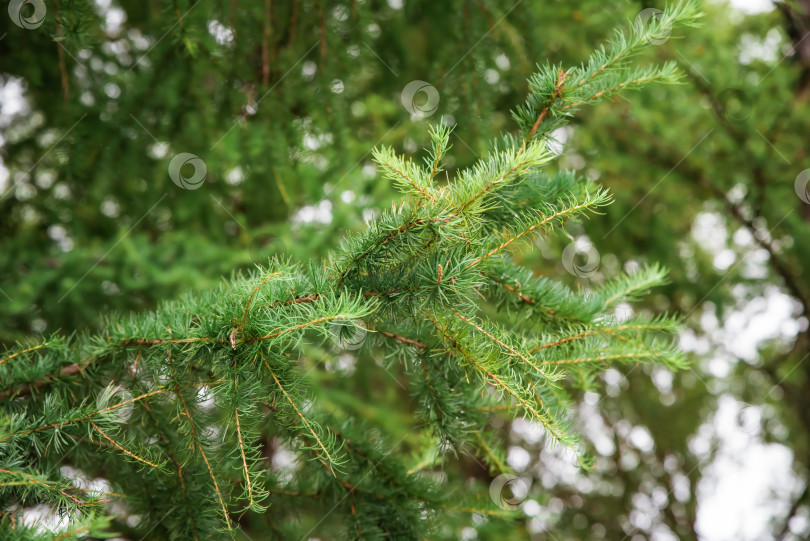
2 0 807 539
727 0 775 15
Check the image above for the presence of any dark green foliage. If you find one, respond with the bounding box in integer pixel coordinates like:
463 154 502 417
0 3 703 538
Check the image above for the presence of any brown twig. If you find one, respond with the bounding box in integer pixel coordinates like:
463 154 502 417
0 343 47 367
234 405 255 506
371 326 426 349
525 69 567 143
89 421 160 469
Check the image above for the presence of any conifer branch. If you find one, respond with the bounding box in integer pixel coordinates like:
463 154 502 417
0 388 166 442
0 4 703 535
0 360 88 400
438 503 514 518
427 123 453 181
424 312 573 447
0 343 48 367
264 357 343 471
600 263 670 307
0 469 85 507
539 351 658 366
453 141 552 214
419 355 443 421
492 278 538 306
88 421 161 469
172 367 233 532
169 456 199 541
465 190 611 269
372 146 437 201
54 525 92 541
450 310 556 382
248 313 355 343
472 429 508 473
242 271 286 327
529 322 674 353
232 405 257 510
374 326 427 349
525 68 567 143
